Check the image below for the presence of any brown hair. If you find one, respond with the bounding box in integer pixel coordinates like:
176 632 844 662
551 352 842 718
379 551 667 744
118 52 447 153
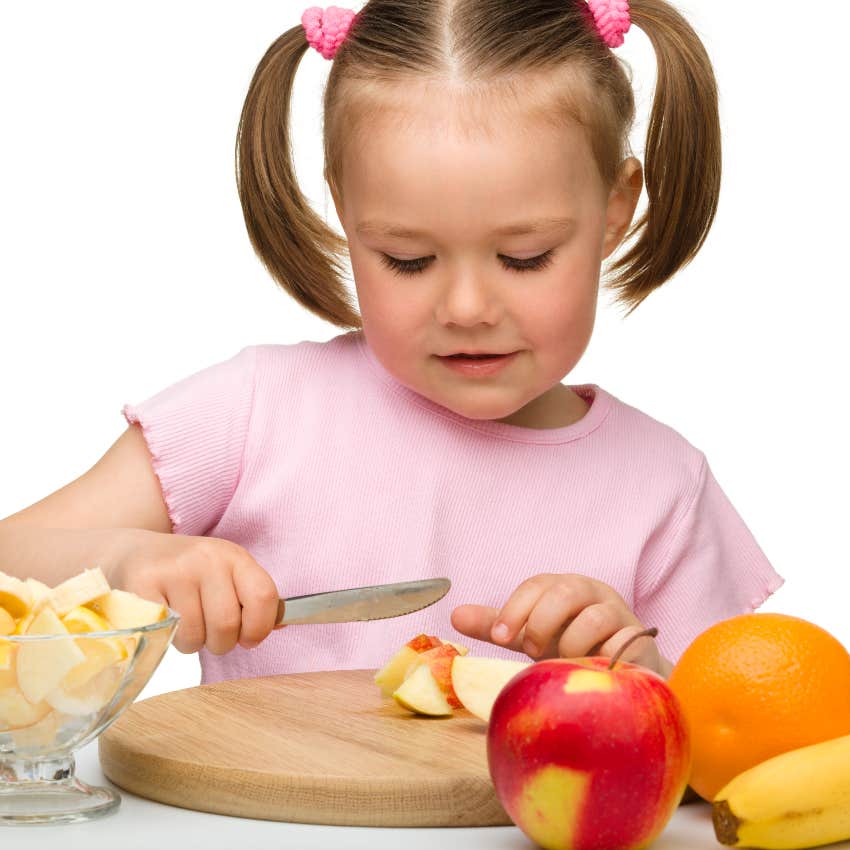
236 0 721 326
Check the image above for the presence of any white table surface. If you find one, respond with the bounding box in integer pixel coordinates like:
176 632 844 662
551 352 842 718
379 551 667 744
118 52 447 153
2 739 752 850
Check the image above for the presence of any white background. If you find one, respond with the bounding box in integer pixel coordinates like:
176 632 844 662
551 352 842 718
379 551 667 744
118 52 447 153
1 1 847 701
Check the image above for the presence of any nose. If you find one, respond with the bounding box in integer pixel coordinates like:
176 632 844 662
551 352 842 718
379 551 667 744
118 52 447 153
434 266 503 327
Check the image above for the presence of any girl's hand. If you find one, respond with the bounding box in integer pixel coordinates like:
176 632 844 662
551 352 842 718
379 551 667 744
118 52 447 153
451 573 670 677
108 529 280 655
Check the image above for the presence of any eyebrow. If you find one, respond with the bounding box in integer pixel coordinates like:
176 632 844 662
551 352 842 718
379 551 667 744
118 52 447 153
356 217 573 238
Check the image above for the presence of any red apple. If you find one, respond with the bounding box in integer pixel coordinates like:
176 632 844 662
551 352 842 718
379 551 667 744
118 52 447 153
487 636 691 850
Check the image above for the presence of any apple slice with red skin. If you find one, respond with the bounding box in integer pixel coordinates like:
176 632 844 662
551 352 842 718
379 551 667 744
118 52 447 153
374 634 443 697
408 644 465 708
393 664 453 716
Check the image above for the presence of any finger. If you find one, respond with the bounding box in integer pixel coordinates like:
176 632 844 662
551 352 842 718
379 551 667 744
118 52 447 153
165 583 206 654
199 573 242 656
522 583 595 658
489 577 553 647
556 602 623 659
599 625 657 667
232 557 279 648
450 604 526 653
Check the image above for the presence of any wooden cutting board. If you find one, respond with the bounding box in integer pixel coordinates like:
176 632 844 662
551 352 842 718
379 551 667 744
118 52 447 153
98 668 511 827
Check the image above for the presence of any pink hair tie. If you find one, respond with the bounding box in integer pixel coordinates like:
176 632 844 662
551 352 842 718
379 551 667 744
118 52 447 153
302 6 357 60
587 0 631 48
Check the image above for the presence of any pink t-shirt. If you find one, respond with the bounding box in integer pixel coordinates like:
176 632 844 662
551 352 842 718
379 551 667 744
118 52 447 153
123 330 783 684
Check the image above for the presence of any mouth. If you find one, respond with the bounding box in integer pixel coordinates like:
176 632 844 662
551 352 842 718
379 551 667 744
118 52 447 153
442 352 516 359
437 350 520 376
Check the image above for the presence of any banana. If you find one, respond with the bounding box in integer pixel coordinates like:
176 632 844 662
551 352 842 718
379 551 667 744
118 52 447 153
712 732 850 849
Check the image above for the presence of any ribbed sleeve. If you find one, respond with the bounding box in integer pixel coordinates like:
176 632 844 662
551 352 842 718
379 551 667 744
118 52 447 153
634 455 785 662
122 347 257 537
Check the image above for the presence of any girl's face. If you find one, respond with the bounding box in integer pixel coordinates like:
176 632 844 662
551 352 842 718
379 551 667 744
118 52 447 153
334 90 640 428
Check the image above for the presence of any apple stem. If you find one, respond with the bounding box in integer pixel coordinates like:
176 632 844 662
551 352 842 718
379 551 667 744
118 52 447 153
608 627 659 670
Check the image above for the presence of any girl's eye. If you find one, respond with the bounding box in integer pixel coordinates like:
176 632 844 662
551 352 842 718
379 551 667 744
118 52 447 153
379 251 555 276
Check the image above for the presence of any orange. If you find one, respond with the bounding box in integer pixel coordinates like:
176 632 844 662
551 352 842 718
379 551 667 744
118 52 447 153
668 612 850 801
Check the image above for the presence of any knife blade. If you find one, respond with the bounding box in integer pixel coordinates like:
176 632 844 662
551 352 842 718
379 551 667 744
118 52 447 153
275 578 451 626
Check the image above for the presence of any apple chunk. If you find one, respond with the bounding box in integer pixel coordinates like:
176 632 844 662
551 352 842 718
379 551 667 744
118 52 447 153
15 607 86 704
0 688 52 730
46 663 124 717
87 588 167 628
393 664 453 716
452 656 532 722
409 644 465 708
374 633 443 697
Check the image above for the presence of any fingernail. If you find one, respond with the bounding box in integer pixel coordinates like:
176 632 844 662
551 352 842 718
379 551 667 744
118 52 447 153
492 622 509 642
523 639 538 657
241 640 258 650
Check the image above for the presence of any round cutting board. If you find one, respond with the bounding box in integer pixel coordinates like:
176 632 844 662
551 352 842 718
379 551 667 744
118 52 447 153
98 668 511 827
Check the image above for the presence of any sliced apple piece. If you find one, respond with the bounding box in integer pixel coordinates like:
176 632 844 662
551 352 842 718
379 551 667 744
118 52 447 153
63 604 137 658
393 663 453 716
46 663 123 717
87 588 167 629
0 639 13 669
0 639 15 689
16 607 86 704
409 644 463 708
0 572 32 619
0 607 14 636
374 633 443 697
47 567 111 617
14 611 35 635
0 688 53 730
64 640 128 693
62 604 112 634
451 655 532 722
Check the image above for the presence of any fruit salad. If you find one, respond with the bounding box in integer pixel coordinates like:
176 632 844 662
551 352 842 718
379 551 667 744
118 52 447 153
0 568 167 732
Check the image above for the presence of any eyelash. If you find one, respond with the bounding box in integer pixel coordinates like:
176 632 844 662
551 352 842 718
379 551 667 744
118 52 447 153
379 251 555 276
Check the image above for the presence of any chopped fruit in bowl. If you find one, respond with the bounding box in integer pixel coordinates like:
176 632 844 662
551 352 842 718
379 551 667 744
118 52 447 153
0 568 179 825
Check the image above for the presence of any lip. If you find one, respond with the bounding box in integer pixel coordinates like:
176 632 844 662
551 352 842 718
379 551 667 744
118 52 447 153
437 351 519 377
442 350 514 357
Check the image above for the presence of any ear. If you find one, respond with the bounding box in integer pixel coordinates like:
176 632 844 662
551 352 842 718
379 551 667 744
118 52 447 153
601 157 643 260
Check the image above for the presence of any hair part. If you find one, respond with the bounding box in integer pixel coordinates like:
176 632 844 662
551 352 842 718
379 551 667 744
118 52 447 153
236 0 721 326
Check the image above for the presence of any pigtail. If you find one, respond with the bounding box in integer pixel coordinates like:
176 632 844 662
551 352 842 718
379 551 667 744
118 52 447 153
236 26 360 329
607 0 722 313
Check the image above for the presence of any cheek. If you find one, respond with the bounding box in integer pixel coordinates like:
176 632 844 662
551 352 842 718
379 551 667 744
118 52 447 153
349 255 424 370
531 273 598 345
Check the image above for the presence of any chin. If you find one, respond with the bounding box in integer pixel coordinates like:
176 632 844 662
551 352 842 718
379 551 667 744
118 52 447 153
439 394 524 422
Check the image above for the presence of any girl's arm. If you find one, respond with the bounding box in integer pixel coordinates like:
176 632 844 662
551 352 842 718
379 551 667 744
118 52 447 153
0 425 171 586
0 425 280 654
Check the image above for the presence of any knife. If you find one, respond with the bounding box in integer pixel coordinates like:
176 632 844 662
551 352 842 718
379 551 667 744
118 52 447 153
274 577 451 626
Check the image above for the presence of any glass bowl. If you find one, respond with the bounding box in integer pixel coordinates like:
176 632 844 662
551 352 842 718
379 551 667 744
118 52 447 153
0 611 179 825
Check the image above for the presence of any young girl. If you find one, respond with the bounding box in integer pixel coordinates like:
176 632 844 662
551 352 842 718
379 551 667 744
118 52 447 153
0 0 784 684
